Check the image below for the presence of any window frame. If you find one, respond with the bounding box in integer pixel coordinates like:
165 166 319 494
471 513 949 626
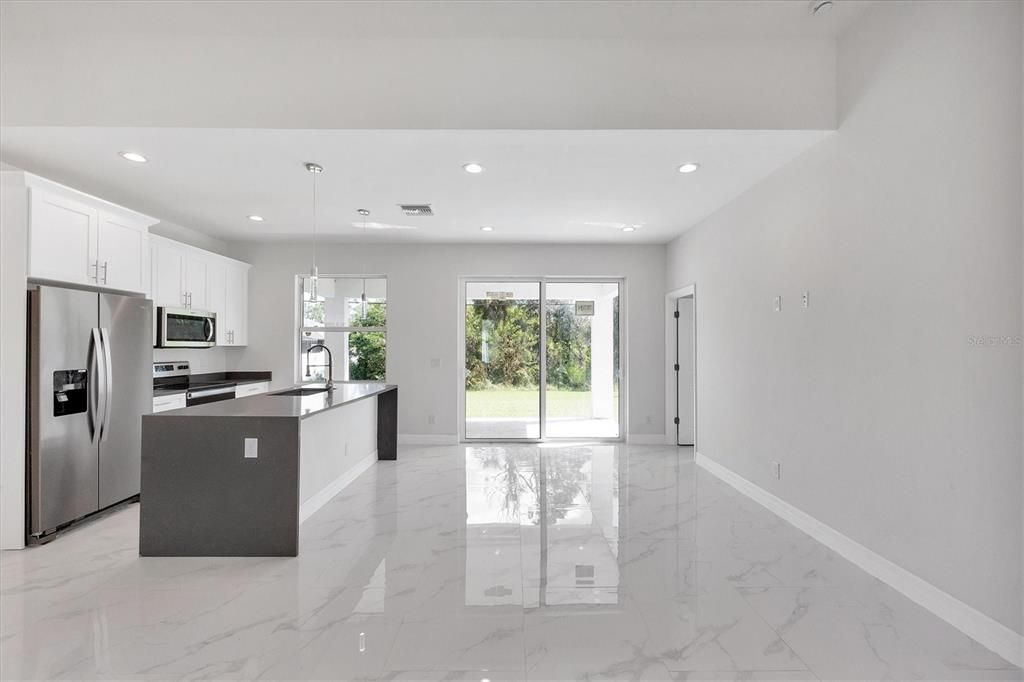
295 273 388 384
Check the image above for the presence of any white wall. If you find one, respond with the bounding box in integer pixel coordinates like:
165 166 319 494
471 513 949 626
152 347 238 375
666 0 1022 633
0 171 28 549
229 242 666 439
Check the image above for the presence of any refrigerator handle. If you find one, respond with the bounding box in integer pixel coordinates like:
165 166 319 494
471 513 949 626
99 328 114 442
89 328 106 444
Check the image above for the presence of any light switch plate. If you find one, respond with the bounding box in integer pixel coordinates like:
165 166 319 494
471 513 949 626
773 296 782 312
244 438 258 458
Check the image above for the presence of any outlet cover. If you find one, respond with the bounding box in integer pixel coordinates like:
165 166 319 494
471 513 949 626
802 291 809 308
773 296 782 312
771 460 781 479
244 438 258 458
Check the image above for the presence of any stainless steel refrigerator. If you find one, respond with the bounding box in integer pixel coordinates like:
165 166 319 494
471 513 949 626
27 285 153 539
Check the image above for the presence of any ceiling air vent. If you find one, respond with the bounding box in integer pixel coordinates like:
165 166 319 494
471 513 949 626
399 204 433 217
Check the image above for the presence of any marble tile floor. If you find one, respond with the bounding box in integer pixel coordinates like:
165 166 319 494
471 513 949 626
1 444 1019 681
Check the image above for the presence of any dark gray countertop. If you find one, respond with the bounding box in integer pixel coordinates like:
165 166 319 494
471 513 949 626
150 382 397 419
152 372 273 397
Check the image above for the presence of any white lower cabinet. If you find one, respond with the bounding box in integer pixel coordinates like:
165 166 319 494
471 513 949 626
152 393 187 413
234 382 269 398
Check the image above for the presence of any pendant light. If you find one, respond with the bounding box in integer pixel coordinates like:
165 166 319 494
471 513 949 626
306 162 324 301
357 208 370 317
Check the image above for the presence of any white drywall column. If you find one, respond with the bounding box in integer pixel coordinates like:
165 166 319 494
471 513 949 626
0 172 28 549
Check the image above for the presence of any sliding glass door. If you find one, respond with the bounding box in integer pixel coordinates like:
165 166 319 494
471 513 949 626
464 281 542 439
544 281 620 438
463 279 622 441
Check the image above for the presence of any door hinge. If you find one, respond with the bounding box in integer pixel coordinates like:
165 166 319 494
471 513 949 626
673 417 680 425
673 310 680 318
673 363 680 371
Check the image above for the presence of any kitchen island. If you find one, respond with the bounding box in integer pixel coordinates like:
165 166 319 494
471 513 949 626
139 382 397 556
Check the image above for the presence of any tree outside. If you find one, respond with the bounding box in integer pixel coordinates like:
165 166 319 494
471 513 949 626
349 303 386 380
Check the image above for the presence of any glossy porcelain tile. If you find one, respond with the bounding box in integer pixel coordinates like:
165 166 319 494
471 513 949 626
1 444 1019 681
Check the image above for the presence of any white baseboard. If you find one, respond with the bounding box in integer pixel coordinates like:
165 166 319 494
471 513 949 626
398 434 459 445
298 452 376 524
695 451 1024 668
627 433 671 445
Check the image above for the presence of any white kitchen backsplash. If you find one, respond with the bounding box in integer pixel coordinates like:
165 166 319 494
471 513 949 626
153 347 233 374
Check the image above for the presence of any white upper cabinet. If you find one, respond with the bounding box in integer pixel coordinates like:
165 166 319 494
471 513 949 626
96 211 150 293
150 237 188 307
150 235 251 346
203 254 249 346
150 237 218 311
185 253 209 311
222 262 249 346
26 175 155 293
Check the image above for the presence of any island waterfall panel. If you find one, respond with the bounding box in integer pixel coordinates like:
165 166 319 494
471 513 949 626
139 384 397 556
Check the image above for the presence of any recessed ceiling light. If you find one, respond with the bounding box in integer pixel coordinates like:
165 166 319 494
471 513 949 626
480 225 494 232
677 162 700 174
622 226 637 233
463 162 484 174
247 215 265 222
119 151 147 163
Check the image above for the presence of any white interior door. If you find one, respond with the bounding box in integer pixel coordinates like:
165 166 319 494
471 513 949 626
676 296 695 446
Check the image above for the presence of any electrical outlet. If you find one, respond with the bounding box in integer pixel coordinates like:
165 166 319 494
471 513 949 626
428 414 436 425
244 438 258 458
802 291 809 308
430 358 441 368
645 415 653 425
771 460 781 479
773 295 782 312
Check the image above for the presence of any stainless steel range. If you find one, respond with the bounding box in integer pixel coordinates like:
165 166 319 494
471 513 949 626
153 361 238 407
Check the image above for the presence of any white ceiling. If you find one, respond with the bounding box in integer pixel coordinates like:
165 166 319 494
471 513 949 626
0 128 829 244
1 1 868 130
1 1 873 40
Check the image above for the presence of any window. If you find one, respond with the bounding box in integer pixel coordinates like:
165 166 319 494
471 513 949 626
298 275 387 383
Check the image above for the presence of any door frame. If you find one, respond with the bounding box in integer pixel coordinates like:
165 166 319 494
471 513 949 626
665 284 697 449
458 276 627 443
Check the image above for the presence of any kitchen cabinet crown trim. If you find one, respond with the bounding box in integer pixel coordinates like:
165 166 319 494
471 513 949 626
23 173 159 228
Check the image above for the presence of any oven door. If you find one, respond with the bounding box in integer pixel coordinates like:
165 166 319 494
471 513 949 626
157 307 216 348
186 385 236 407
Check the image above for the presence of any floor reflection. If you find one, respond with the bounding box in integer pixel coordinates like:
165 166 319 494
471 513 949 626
468 446 623 609
2 443 1016 680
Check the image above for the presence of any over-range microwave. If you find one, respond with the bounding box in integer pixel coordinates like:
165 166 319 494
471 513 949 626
155 307 217 348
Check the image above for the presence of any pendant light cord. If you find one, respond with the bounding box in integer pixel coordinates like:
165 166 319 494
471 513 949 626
312 167 318 273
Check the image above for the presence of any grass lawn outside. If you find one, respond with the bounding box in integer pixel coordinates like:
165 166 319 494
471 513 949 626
467 387 619 418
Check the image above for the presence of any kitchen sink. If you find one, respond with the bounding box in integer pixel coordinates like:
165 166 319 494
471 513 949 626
271 387 332 397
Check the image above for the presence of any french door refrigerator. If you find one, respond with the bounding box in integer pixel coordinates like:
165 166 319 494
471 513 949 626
27 285 152 539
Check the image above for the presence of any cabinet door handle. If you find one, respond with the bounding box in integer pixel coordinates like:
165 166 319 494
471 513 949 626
100 261 108 284
90 260 99 281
